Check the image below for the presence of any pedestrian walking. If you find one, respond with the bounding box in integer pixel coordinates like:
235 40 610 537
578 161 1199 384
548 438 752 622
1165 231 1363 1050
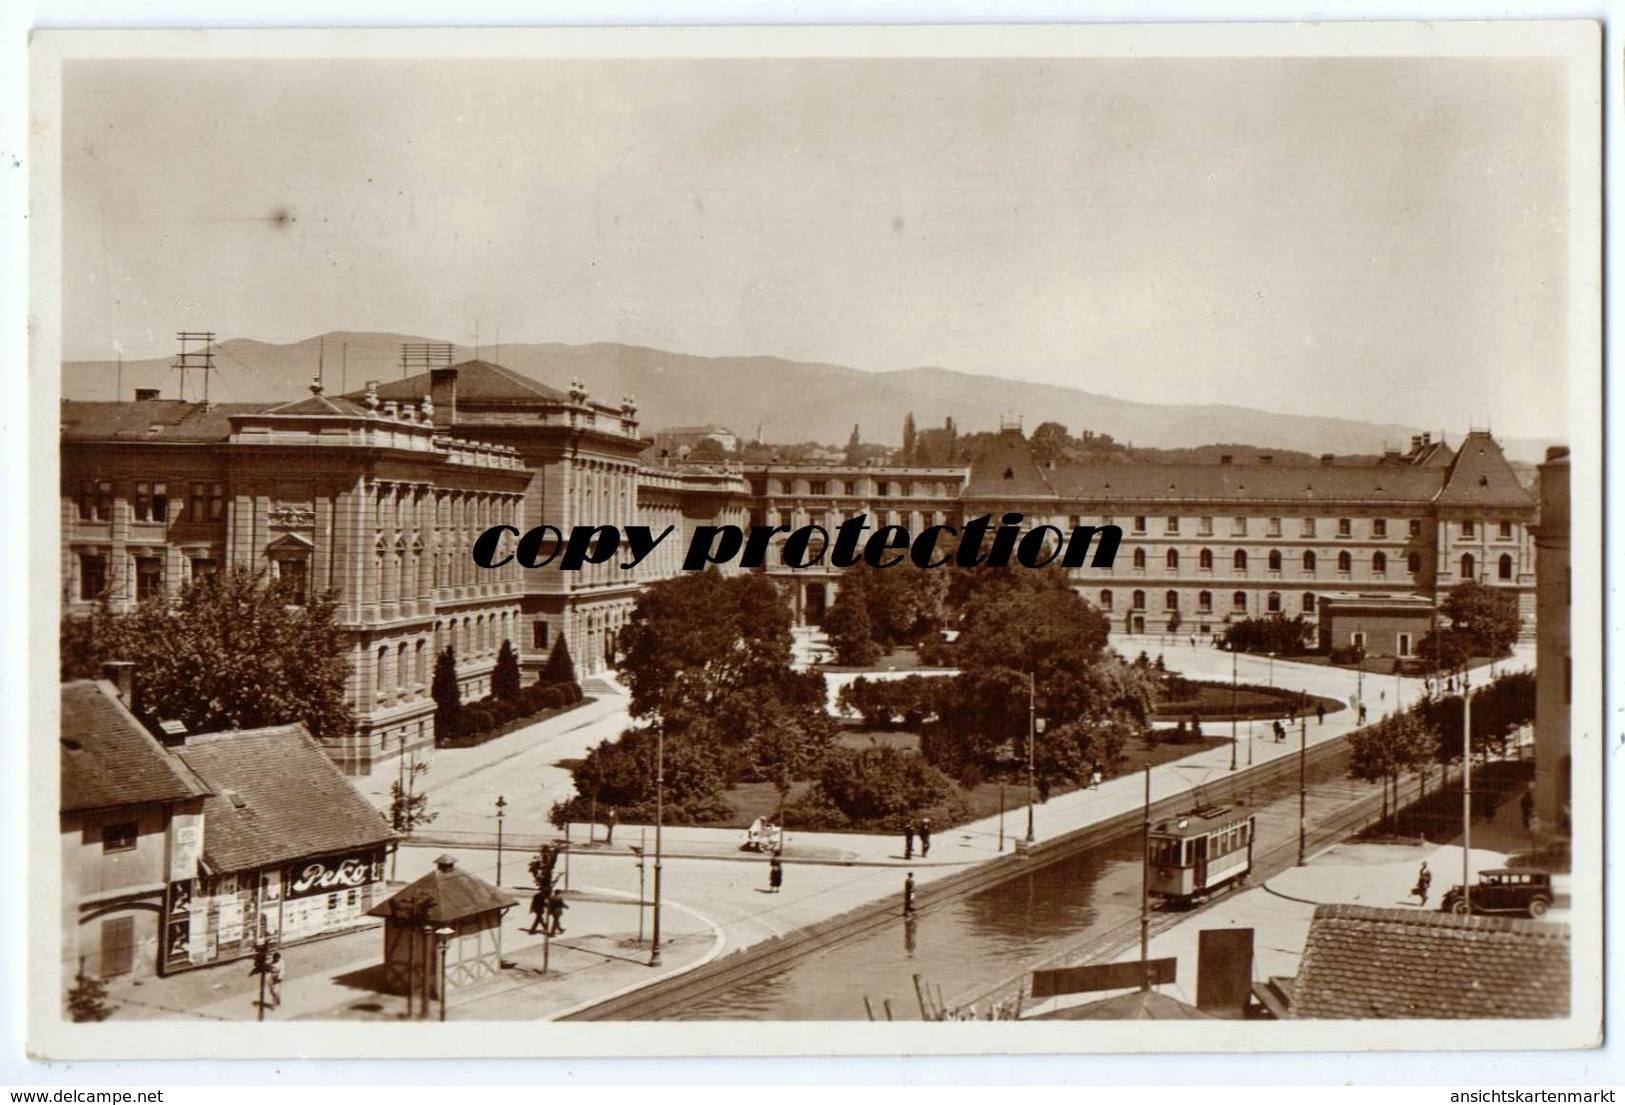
768 854 783 894
903 872 917 915
1412 862 1432 907
918 818 932 858
1316 703 1326 726
1359 704 1368 725
546 892 568 935
605 806 618 846
904 820 915 860
268 951 283 1009
1520 787 1535 829
527 889 547 934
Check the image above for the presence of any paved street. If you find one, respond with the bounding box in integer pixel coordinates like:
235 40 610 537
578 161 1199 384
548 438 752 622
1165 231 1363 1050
109 639 1533 1023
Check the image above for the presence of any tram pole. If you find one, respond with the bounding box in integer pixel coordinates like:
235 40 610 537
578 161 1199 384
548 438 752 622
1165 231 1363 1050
1025 671 1036 844
1140 766 1151 991
1228 644 1238 771
1462 668 1473 915
1297 712 1308 865
650 723 665 967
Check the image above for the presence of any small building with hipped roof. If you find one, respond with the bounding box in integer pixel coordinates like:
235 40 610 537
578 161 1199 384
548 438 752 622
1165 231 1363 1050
369 854 517 999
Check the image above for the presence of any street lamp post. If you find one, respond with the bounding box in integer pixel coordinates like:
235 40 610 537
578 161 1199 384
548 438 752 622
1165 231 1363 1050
1462 667 1473 915
650 724 665 966
1297 712 1308 864
435 926 455 1022
1025 671 1037 844
1228 644 1238 772
494 794 507 886
1268 651 1276 688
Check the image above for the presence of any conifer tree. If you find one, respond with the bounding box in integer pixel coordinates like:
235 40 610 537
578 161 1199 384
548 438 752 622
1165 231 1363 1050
540 634 576 686
492 639 522 701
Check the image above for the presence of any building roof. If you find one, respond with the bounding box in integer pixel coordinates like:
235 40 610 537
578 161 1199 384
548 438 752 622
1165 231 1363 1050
257 391 374 417
60 400 270 443
964 429 1534 509
361 359 568 405
964 428 1057 499
1036 988 1215 1020
1435 431 1538 508
1289 904 1570 1019
169 724 395 873
60 681 213 814
368 854 518 925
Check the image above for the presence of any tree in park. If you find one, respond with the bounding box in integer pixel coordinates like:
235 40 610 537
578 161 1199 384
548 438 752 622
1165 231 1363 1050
615 571 794 724
821 594 881 667
929 568 1154 781
431 645 463 737
387 756 436 879
1348 711 1437 823
901 411 917 464
492 639 523 702
1422 581 1522 663
70 565 353 742
540 634 577 686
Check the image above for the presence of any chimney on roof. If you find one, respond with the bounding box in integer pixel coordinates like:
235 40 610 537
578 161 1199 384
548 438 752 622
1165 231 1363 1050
1421 432 1432 447
1409 434 1422 453
429 368 458 427
435 854 458 873
102 660 134 707
1320 454 1335 466
1259 454 1274 466
1219 454 1233 466
1545 445 1570 463
134 388 161 402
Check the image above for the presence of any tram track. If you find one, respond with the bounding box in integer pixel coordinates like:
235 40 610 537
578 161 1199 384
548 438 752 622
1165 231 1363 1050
559 732 1356 1022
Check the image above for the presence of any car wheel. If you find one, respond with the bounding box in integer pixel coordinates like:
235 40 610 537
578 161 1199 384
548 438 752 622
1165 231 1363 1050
1451 900 1471 915
1528 897 1550 918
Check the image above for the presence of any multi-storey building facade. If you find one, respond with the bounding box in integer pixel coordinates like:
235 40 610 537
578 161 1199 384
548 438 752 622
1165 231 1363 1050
743 464 968 623
62 361 745 774
961 426 1537 653
60 351 1540 772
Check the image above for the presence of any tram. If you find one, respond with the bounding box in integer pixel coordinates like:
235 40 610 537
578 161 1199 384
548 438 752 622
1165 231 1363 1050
1147 806 1257 907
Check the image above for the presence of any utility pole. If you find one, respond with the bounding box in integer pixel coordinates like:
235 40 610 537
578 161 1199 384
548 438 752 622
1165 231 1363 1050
1462 668 1473 914
1229 645 1238 771
650 724 665 966
1025 671 1037 844
1297 712 1308 865
1139 767 1151 991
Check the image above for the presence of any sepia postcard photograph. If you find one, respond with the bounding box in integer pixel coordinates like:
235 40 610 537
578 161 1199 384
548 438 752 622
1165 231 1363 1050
22 21 1604 1061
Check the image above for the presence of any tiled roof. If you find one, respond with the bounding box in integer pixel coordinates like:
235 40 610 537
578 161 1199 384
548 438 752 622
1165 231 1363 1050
1037 989 1214 1020
170 724 395 873
964 431 1535 508
963 429 1057 499
1436 431 1537 508
60 681 212 813
360 359 568 405
1290 904 1570 1019
368 855 518 925
60 400 271 443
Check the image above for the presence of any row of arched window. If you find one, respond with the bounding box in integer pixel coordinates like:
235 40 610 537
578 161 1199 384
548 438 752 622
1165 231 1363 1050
1124 546 1443 578
1101 589 1319 615
373 610 516 704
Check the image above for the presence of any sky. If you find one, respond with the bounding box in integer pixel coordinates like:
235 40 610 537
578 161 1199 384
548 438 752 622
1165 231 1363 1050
61 55 1573 438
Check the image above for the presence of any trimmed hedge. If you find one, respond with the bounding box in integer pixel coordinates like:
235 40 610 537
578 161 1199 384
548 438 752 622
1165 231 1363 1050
436 679 590 748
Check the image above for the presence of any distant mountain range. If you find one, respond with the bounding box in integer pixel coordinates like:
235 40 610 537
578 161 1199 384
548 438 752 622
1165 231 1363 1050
62 332 1559 464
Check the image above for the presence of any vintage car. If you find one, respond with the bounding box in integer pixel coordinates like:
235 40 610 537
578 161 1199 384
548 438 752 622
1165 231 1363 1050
1439 868 1554 918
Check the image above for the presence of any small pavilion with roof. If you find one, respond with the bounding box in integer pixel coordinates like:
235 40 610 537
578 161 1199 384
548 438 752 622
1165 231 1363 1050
369 854 517 999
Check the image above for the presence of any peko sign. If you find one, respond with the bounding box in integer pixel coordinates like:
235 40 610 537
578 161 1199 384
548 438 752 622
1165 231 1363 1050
286 854 378 899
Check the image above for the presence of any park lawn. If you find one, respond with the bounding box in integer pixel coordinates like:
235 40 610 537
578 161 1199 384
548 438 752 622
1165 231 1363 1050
700 780 816 829
1153 684 1345 722
835 729 922 752
815 647 941 674
1119 735 1230 773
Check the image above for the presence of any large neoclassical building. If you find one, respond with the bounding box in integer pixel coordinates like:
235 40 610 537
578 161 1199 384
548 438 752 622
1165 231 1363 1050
61 352 1538 773
61 363 745 774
